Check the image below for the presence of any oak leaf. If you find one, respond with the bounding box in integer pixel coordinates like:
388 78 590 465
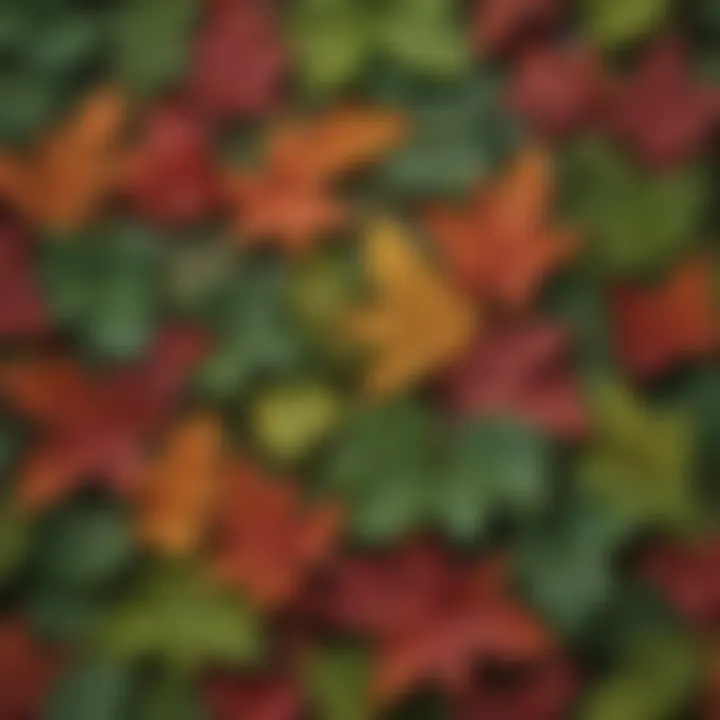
424 148 579 308
345 218 478 398
0 88 126 231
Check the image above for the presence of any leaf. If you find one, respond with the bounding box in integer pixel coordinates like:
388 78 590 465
344 218 478 398
610 256 719 378
0 88 126 230
563 139 709 274
250 380 344 465
473 0 564 54
204 673 302 720
0 326 208 510
212 462 343 609
581 0 671 48
122 101 218 227
578 381 699 532
0 496 32 586
138 413 225 556
604 37 720 168
222 107 406 253
189 0 287 121
101 561 265 670
315 542 555 703
424 147 579 308
113 0 198 96
441 321 590 439
508 45 609 137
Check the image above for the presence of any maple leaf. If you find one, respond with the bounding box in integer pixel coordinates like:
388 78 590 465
204 673 302 720
315 542 555 703
610 257 719 379
138 413 226 556
441 321 591 440
424 147 579 308
642 538 720 629
189 0 287 121
345 218 478 398
0 326 208 510
211 462 344 609
0 222 49 338
507 44 609 137
0 618 63 717
122 101 219 227
0 88 126 231
223 108 406 253
473 0 565 55
604 37 720 169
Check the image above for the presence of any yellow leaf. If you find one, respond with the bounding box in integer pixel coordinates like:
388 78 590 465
346 218 479 398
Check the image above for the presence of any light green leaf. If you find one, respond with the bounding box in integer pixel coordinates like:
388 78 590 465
582 0 671 48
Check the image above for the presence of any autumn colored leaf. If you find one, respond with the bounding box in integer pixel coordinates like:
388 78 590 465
424 147 579 308
122 101 219 227
212 462 343 609
473 0 565 55
0 88 126 231
345 218 478 398
315 542 555 703
0 222 49 338
0 326 208 510
223 108 406 253
507 45 609 137
189 0 287 121
0 618 63 718
204 673 302 720
611 257 719 378
441 321 590 439
604 37 720 168
138 413 226 556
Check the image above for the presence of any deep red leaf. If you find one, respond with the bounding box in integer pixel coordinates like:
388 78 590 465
204 673 302 720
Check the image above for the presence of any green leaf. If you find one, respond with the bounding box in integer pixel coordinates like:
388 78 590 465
581 0 671 48
134 669 207 720
438 420 550 543
306 646 372 720
100 561 265 671
0 497 32 587
563 140 708 275
113 0 198 96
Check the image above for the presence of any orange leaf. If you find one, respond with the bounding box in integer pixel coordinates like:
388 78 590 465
138 413 226 556
345 218 479 398
0 88 126 231
223 107 406 254
424 147 579 308
212 462 343 609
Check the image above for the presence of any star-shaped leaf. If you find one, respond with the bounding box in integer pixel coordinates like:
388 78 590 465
424 147 579 308
441 321 590 439
344 218 478 398
610 256 719 378
0 88 126 230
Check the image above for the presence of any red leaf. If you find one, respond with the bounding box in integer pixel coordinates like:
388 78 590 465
0 618 63 718
611 257 719 379
204 673 302 720
189 0 287 122
0 326 208 510
473 0 564 55
604 37 720 169
122 101 219 227
441 321 590 440
0 223 49 338
642 538 720 629
315 542 555 703
212 462 344 609
507 44 609 137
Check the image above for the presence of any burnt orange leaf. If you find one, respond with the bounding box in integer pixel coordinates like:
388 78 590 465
0 327 208 510
0 88 127 231
611 257 719 378
345 218 479 398
212 462 343 609
315 542 555 703
424 147 579 308
138 413 226 556
223 107 406 254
